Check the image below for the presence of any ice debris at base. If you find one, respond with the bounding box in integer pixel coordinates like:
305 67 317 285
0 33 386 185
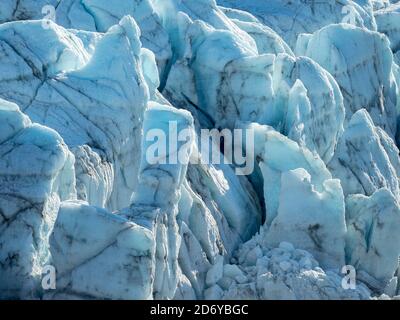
0 0 400 300
218 240 371 300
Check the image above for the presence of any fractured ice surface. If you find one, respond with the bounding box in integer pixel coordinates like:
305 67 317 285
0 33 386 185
163 22 345 162
0 0 60 23
49 201 155 300
375 3 400 55
49 103 194 300
219 6 294 56
273 54 345 163
0 0 172 77
329 109 400 198
218 0 377 48
0 17 148 210
242 123 346 270
346 188 400 292
1 0 400 300
178 159 261 298
297 24 398 138
0 98 75 299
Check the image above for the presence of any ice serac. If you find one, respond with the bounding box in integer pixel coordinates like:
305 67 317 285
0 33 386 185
0 17 148 210
131 102 195 300
219 6 294 56
375 3 400 140
0 6 264 300
49 103 195 300
156 0 271 128
0 98 75 299
163 18 344 163
1 0 400 301
328 109 400 198
162 13 259 129
375 3 400 55
274 54 345 163
56 0 172 77
154 0 257 49
48 201 155 300
239 123 346 270
265 168 346 270
217 0 376 49
178 157 261 298
0 0 172 78
346 189 400 293
297 24 398 138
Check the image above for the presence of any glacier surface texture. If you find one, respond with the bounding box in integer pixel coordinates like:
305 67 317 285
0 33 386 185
1 0 400 300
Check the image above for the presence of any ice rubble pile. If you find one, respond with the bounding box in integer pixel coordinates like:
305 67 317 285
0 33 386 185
0 0 400 300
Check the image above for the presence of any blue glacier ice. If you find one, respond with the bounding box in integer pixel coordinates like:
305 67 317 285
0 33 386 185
0 0 400 300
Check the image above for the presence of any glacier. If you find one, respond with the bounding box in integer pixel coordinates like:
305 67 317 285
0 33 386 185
0 0 400 300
